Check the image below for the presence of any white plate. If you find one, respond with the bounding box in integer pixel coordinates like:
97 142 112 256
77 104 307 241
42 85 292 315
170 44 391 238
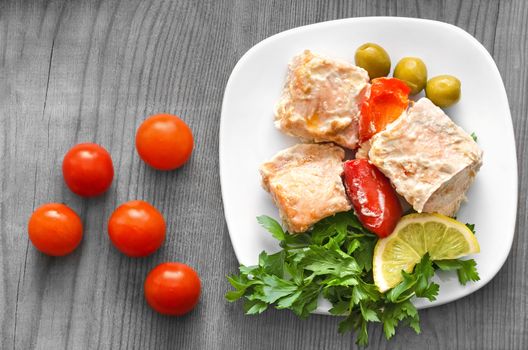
219 17 517 313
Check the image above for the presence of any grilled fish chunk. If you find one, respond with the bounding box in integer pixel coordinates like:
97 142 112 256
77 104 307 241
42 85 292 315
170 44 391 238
368 98 483 216
260 143 351 233
275 50 370 149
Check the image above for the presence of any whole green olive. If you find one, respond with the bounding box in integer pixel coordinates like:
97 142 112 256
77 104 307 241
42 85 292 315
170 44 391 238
425 75 461 108
393 57 427 95
354 43 391 79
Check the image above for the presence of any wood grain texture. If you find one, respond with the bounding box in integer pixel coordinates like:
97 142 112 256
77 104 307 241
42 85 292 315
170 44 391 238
0 0 526 349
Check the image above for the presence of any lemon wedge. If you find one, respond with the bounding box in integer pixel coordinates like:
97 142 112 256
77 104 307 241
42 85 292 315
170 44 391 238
373 213 480 292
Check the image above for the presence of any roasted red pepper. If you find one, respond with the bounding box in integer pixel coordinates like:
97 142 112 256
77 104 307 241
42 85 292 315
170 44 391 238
343 159 402 238
359 78 410 142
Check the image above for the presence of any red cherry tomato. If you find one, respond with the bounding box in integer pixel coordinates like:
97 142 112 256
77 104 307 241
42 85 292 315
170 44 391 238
359 78 410 142
62 143 114 197
343 159 402 238
144 262 201 316
135 114 194 171
108 200 166 257
28 203 83 256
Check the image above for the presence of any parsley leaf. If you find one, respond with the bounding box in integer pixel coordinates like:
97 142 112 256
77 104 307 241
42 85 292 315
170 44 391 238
381 300 420 339
470 132 478 142
259 251 285 277
351 234 377 272
226 211 479 346
257 215 286 241
243 299 268 314
465 223 476 234
435 259 480 285
338 307 373 346
302 245 360 277
386 254 439 303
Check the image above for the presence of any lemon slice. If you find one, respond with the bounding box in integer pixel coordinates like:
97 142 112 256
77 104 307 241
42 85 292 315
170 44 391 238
373 213 480 292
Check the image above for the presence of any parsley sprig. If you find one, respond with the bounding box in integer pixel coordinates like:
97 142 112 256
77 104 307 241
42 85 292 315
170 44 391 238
226 212 479 345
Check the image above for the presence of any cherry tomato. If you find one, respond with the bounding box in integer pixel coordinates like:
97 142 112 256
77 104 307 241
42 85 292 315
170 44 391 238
108 200 166 257
359 78 410 142
135 114 194 171
62 143 114 197
28 203 83 256
343 159 402 238
144 262 201 316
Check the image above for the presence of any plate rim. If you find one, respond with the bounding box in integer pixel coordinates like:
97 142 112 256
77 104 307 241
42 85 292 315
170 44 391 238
219 16 518 312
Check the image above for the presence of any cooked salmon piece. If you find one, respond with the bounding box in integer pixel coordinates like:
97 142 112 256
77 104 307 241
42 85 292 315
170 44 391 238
275 50 370 149
368 98 483 216
260 143 351 233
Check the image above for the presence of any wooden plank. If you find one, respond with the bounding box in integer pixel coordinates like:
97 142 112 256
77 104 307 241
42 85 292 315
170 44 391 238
0 0 526 349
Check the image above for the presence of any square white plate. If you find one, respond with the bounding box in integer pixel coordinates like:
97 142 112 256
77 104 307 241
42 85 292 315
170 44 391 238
219 17 517 313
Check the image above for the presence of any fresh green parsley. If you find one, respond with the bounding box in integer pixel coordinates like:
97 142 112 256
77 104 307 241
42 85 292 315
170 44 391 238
226 212 479 346
435 259 480 285
470 132 478 142
465 223 476 234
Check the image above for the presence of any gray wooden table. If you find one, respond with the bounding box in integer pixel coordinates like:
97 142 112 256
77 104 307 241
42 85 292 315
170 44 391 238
1 1 526 349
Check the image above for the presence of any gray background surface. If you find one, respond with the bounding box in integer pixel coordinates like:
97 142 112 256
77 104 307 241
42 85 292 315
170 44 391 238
0 0 526 349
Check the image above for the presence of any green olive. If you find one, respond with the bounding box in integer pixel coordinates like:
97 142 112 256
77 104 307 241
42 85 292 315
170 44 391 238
354 43 391 79
425 75 461 108
393 57 427 95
